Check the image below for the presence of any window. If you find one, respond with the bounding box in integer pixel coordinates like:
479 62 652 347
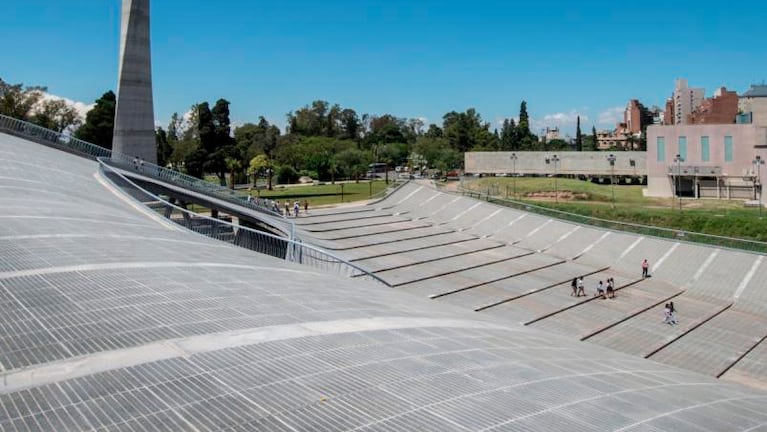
701 136 710 162
657 137 665 162
724 136 733 162
678 136 687 161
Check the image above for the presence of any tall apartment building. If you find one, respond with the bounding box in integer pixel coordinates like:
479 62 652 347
624 99 654 134
739 84 767 127
672 78 704 125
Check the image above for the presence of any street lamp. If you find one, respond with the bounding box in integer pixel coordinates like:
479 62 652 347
673 154 684 210
606 153 616 208
754 155 765 218
546 154 560 204
510 153 518 199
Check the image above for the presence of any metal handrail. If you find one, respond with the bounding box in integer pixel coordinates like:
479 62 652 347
454 182 767 254
0 114 295 238
97 157 390 286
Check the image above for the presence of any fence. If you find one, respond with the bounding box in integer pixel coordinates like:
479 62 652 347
0 114 295 238
456 182 767 254
97 158 390 286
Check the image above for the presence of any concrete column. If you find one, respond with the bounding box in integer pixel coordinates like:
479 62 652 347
112 0 157 164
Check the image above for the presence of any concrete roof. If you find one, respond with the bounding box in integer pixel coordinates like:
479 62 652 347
741 84 767 98
2 132 767 431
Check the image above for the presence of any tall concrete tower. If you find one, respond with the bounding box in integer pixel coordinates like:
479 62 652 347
112 0 156 163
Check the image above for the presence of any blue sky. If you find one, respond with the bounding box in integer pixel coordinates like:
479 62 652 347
2 0 766 135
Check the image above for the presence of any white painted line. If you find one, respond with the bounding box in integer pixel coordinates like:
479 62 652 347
430 197 461 216
0 215 149 227
452 202 481 221
526 219 552 238
0 317 511 394
419 192 442 207
618 237 644 260
734 256 764 300
555 226 580 244
0 233 228 248
396 186 423 205
0 262 314 280
652 243 679 273
688 249 720 287
508 213 527 226
471 209 502 228
575 231 611 258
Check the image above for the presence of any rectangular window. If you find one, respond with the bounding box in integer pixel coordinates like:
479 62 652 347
657 137 665 162
724 136 733 162
678 136 687 161
701 136 710 162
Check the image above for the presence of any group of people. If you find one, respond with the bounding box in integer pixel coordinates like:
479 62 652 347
570 276 616 299
267 199 308 217
663 302 679 325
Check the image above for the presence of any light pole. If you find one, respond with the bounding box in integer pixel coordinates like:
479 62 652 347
673 154 684 211
754 155 765 218
546 154 560 204
606 153 616 208
510 153 518 199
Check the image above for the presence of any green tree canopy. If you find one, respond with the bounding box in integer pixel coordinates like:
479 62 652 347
75 90 116 149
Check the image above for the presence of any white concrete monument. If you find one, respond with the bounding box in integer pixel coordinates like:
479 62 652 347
112 0 156 163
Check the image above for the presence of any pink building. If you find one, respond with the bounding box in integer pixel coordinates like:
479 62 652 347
646 124 767 202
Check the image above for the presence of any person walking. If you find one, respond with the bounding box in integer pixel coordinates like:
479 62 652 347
304 200 309 214
663 303 673 325
576 277 585 297
596 280 605 299
669 302 678 325
570 278 578 296
642 259 649 278
606 278 615 299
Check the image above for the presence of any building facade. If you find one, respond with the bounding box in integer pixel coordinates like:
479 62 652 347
739 84 767 127
671 79 704 125
672 78 705 125
646 124 767 202
688 87 738 124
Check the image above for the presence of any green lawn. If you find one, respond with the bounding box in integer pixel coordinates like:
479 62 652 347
249 180 391 207
462 177 767 242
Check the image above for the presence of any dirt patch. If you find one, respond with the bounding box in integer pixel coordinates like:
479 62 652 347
524 191 589 201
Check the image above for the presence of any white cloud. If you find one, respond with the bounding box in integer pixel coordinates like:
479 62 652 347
541 111 588 126
598 106 624 126
34 92 94 121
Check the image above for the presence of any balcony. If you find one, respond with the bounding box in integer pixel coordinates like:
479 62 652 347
667 165 722 176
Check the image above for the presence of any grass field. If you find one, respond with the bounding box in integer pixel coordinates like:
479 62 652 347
248 180 391 207
462 177 767 242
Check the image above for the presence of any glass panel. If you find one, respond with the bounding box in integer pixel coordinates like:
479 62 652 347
724 136 733 162
678 136 687 161
657 137 665 162
701 136 710 162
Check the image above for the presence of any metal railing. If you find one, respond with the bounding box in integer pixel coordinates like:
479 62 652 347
97 158 390 286
455 182 767 254
0 114 295 238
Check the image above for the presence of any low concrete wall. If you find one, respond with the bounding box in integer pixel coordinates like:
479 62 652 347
465 151 647 177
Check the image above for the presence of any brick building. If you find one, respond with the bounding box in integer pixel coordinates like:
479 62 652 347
688 87 738 124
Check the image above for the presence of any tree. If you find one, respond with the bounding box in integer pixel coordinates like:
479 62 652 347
588 125 598 151
31 98 79 132
156 127 172 167
248 154 268 190
575 116 583 151
75 91 116 149
442 108 495 152
500 118 517 150
335 148 369 182
517 101 531 140
225 157 242 189
0 78 45 120
424 124 443 138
